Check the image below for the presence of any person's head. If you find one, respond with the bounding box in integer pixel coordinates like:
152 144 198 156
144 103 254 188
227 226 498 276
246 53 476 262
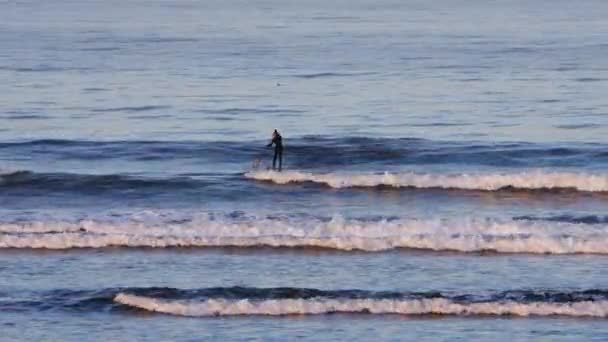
272 129 279 137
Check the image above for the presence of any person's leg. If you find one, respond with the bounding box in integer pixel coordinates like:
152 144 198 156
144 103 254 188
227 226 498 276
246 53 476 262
278 148 283 171
272 148 278 170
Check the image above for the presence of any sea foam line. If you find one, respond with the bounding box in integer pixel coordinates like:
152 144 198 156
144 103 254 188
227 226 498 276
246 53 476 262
245 170 608 192
1 216 608 253
114 294 608 317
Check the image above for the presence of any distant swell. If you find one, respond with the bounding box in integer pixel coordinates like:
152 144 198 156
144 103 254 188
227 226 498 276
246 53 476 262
1 137 607 169
293 72 376 79
91 105 170 113
0 171 200 191
245 170 608 192
2 215 608 253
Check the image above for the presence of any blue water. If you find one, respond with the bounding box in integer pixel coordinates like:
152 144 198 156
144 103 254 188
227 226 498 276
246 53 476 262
2 0 608 340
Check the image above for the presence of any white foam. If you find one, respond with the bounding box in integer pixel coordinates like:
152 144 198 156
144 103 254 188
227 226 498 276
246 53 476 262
114 294 608 317
245 170 608 192
1 215 608 253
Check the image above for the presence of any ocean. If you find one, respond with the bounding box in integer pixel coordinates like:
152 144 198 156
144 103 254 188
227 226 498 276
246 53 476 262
2 0 608 340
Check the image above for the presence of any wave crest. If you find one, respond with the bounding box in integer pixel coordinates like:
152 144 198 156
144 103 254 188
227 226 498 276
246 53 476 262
2 215 608 253
245 170 608 192
6 286 608 317
114 294 608 317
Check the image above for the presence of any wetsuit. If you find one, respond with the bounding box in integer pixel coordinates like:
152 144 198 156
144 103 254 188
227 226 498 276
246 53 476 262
267 134 283 171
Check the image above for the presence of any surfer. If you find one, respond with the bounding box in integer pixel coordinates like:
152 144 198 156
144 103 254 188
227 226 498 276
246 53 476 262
266 129 283 171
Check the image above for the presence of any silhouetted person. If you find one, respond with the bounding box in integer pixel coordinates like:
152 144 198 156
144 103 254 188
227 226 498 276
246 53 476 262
267 129 283 171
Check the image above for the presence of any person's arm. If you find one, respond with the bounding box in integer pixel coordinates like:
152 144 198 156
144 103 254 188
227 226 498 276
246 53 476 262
266 137 276 147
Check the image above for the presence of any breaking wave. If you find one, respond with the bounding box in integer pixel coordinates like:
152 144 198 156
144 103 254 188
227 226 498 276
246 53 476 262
114 295 608 317
5 286 608 318
112 287 608 317
2 213 608 253
245 170 608 192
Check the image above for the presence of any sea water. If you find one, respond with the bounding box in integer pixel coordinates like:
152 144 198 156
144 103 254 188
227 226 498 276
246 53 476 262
2 0 608 340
